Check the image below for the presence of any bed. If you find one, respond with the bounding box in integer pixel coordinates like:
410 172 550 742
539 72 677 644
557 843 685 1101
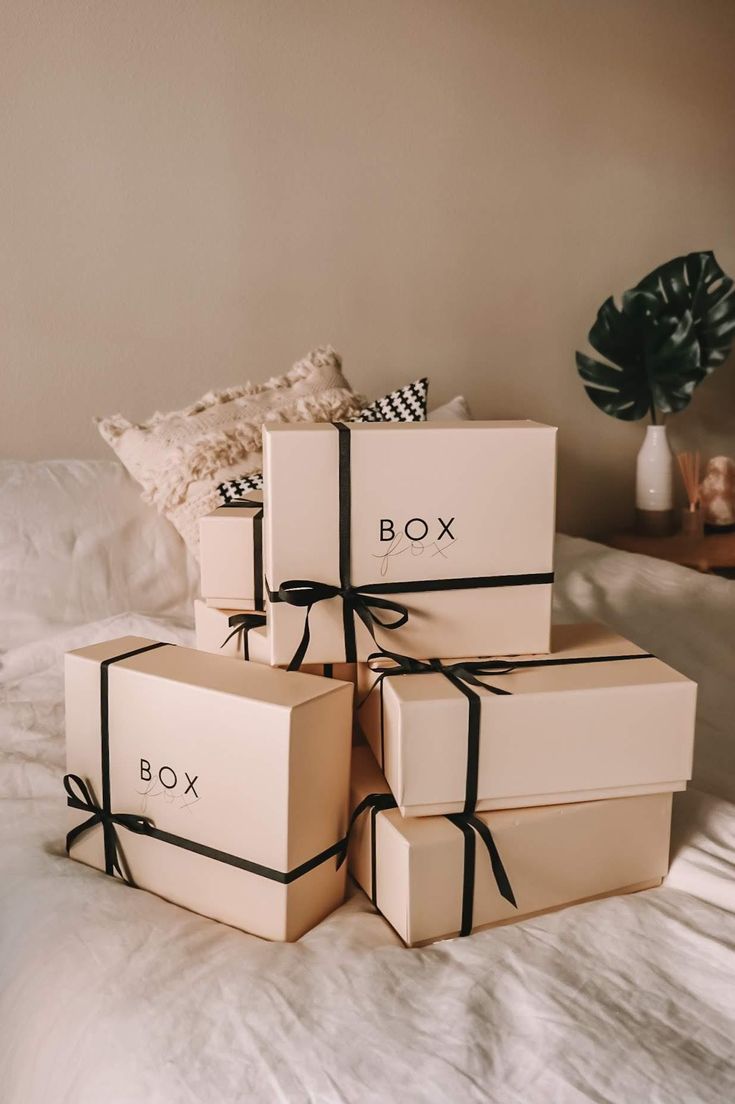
1 459 734 1103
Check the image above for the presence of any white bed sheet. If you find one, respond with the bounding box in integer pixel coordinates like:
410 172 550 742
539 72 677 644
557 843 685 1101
1 461 734 1103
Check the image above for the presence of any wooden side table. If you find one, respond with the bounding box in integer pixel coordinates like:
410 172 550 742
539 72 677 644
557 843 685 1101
606 530 735 575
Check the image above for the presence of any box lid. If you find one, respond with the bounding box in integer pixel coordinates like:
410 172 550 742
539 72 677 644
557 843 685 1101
68 637 344 709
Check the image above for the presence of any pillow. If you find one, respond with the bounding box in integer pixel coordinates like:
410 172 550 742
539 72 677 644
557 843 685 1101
354 378 428 422
0 459 197 650
429 395 471 420
218 471 264 503
217 378 430 507
97 346 363 555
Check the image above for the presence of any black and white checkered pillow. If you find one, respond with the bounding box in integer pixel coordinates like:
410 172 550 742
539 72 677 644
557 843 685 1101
217 378 428 504
218 472 264 503
354 378 428 423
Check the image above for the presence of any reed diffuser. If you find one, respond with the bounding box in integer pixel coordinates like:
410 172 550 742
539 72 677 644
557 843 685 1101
676 451 703 537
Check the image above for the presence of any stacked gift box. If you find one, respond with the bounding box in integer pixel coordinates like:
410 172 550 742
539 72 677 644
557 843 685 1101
63 419 696 945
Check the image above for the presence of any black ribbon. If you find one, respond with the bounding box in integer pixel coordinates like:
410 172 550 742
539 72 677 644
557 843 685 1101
64 772 152 884
273 578 409 672
349 791 515 936
65 642 348 888
446 813 517 936
223 497 264 611
363 647 655 815
270 421 554 668
98 642 168 875
288 657 337 678
346 792 398 908
220 611 267 660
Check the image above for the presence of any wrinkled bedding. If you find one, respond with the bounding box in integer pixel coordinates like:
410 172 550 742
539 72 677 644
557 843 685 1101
1 461 734 1103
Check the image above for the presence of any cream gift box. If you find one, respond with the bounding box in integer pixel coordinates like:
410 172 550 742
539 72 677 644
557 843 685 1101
64 637 353 942
245 623 357 685
244 624 360 745
194 599 267 660
349 746 672 947
199 492 264 610
194 603 357 684
263 421 557 667
356 622 696 817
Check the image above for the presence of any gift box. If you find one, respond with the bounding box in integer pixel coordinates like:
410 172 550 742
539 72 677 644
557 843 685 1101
194 599 267 660
245 622 357 685
263 421 557 666
356 622 696 817
64 637 353 941
349 746 672 947
194 603 357 684
199 492 264 610
245 624 359 745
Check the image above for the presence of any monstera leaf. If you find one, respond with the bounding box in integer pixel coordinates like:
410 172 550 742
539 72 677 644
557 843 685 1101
636 251 735 373
576 251 735 421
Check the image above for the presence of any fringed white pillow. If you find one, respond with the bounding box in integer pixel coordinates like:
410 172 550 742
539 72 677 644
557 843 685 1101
97 346 362 555
217 378 431 505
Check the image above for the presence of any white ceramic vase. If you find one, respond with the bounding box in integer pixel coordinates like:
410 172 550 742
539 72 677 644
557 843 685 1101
635 424 674 534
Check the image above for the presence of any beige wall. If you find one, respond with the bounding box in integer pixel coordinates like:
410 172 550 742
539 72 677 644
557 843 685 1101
2 0 734 536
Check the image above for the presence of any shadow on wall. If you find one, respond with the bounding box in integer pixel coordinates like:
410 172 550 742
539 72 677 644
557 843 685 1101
670 354 735 464
556 434 637 540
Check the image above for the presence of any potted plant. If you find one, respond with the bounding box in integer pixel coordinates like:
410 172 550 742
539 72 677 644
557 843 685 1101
576 251 735 534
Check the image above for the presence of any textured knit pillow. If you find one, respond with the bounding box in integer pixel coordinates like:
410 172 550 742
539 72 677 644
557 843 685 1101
97 346 363 555
217 378 429 506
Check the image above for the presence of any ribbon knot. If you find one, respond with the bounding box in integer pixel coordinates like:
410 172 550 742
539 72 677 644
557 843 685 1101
220 612 267 660
276 580 409 671
361 651 519 815
367 650 518 689
64 773 152 884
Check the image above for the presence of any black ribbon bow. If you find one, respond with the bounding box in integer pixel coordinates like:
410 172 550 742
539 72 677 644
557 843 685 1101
362 646 655 815
363 650 516 815
276 580 408 671
64 773 151 884
220 611 267 660
366 650 520 688
274 422 409 670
